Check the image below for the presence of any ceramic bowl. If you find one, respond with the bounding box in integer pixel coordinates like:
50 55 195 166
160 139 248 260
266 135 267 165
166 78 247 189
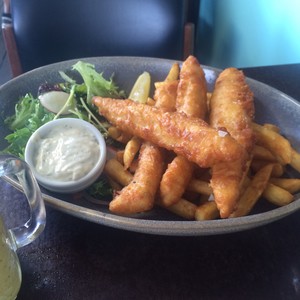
24 118 106 193
1 56 300 236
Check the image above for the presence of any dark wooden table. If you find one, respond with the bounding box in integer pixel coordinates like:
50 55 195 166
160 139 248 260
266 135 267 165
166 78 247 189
1 63 300 300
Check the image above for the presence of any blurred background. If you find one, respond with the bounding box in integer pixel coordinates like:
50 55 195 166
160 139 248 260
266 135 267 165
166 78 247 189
196 0 300 69
1 0 300 84
0 1 11 84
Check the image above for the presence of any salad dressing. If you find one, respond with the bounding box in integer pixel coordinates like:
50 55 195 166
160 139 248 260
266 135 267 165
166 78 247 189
34 124 100 181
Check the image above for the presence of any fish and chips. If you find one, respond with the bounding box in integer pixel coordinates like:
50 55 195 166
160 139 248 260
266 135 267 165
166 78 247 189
93 97 245 168
159 56 207 208
92 55 300 220
209 67 255 218
109 142 165 215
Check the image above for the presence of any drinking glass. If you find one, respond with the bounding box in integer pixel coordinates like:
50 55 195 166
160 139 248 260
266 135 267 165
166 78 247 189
0 155 46 300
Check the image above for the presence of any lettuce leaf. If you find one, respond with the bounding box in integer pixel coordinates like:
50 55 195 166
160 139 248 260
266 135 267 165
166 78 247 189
2 94 55 157
72 61 125 105
2 61 124 158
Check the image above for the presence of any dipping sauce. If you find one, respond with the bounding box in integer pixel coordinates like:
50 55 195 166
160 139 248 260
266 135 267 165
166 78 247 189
34 124 100 181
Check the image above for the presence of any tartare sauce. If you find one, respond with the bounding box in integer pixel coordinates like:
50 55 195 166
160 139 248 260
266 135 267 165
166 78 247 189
34 124 100 181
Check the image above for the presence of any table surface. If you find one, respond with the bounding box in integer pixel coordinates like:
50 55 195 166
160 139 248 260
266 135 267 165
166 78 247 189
1 63 300 300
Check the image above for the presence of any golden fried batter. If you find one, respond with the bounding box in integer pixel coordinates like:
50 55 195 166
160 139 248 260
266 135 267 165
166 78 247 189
110 69 179 215
159 56 208 207
109 142 165 214
93 97 245 168
159 155 195 207
176 55 208 120
209 68 254 153
209 68 255 218
153 80 178 112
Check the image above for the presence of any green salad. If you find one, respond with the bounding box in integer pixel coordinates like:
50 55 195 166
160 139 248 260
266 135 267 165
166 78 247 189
2 61 126 198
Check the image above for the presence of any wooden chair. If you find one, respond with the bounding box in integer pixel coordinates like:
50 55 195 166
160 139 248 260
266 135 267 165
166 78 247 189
2 0 198 77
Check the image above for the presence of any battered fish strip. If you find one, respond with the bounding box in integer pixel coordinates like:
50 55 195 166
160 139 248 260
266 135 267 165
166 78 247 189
93 97 245 168
109 142 165 214
159 155 195 207
159 56 208 207
209 68 255 218
110 66 179 215
153 78 178 112
209 68 254 153
176 55 208 120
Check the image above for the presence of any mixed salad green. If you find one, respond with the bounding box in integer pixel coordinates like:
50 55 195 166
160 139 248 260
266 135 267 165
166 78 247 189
2 61 126 198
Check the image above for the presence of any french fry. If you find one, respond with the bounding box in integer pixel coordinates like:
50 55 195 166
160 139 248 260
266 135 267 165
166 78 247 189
251 160 285 177
252 145 277 162
128 159 138 174
263 183 294 206
263 123 280 133
269 178 300 194
206 92 212 111
182 190 200 203
146 97 156 106
108 126 132 143
165 63 180 81
104 159 133 186
239 176 251 198
230 164 274 218
252 122 292 165
115 150 138 173
198 194 211 204
123 136 142 170
154 63 180 88
270 162 285 178
117 132 132 144
290 148 300 173
195 201 219 221
108 126 122 140
206 92 212 100
115 150 124 164
187 178 212 196
107 177 123 191
164 198 197 220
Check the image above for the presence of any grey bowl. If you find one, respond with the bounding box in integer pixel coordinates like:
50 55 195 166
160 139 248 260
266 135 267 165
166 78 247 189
1 56 300 236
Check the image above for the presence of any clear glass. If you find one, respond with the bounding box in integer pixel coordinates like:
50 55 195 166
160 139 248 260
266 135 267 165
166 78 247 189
0 155 46 300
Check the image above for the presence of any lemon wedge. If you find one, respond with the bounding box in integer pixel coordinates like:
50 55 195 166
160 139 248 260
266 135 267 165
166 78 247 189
129 72 151 104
